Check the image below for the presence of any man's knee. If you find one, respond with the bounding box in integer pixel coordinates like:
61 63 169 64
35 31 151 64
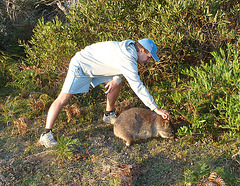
56 93 73 105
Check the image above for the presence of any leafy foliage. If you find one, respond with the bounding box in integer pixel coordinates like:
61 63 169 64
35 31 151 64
54 135 79 162
0 96 26 134
0 52 15 88
170 45 240 136
24 17 77 72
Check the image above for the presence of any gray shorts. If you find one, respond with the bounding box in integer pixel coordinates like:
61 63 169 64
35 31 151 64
61 56 113 94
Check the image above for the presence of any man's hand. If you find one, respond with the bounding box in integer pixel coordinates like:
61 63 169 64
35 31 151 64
153 108 170 120
105 80 118 94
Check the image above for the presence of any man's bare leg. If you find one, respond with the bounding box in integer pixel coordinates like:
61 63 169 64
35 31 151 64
45 92 73 129
106 82 122 112
103 82 122 124
40 92 73 148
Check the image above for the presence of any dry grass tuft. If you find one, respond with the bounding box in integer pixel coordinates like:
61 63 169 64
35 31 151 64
29 94 51 111
102 160 140 186
203 171 226 186
65 105 72 122
65 103 84 122
32 100 45 110
71 103 82 117
14 116 31 136
67 153 88 161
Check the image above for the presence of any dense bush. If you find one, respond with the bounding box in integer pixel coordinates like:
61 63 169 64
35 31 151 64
22 0 240 85
0 52 15 89
24 17 77 74
169 45 240 136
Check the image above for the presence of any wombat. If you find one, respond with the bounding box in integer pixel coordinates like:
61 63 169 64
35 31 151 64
114 108 175 146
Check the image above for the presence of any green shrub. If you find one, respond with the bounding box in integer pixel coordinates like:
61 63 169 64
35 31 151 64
21 17 77 94
171 44 240 136
54 135 79 162
24 17 77 73
21 0 240 92
0 52 15 88
182 162 210 185
0 96 27 134
7 63 40 94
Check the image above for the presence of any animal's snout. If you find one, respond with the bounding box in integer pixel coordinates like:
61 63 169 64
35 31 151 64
159 128 175 139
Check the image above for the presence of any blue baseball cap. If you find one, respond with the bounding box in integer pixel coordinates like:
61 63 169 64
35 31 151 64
138 38 159 61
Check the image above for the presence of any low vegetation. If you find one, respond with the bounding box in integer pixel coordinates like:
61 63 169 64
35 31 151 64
0 0 239 185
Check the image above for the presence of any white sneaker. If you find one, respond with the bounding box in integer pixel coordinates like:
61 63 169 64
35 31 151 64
39 131 58 148
103 112 117 124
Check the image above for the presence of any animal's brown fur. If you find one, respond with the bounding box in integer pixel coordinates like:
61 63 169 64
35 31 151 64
114 108 175 146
